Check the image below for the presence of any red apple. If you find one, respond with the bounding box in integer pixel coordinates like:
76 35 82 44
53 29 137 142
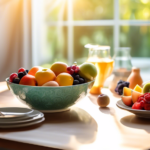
19 74 37 86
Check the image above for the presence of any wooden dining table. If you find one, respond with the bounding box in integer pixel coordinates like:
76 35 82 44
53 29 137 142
0 81 150 150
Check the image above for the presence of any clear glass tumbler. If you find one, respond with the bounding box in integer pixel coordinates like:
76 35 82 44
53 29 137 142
109 47 132 93
85 44 114 95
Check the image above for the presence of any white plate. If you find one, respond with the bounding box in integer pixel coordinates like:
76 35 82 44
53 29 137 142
0 113 44 124
117 100 150 119
0 107 33 118
0 110 43 121
39 107 70 113
0 117 45 128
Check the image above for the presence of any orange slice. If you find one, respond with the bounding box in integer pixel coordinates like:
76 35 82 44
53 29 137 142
123 87 132 96
134 84 143 93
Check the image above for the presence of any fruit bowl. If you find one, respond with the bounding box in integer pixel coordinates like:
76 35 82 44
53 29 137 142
116 100 150 119
6 78 94 112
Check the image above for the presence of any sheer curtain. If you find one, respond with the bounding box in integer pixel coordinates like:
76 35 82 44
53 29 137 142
0 0 31 81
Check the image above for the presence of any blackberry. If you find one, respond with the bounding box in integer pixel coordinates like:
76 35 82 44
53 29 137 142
115 80 130 95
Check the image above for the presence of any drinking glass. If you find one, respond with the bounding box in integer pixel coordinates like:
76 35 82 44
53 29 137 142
85 44 114 95
109 47 132 93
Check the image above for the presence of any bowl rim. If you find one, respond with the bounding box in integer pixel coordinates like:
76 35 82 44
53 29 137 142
6 77 95 88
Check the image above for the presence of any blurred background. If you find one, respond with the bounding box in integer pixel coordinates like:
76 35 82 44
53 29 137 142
0 0 150 81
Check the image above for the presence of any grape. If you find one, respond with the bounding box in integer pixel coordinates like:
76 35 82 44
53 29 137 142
18 71 26 79
73 80 80 85
9 73 18 82
12 78 20 84
18 67 26 73
74 75 80 80
72 65 76 70
67 66 71 71
70 69 74 75
79 78 85 84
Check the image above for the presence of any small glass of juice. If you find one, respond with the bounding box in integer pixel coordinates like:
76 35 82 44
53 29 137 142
85 44 114 95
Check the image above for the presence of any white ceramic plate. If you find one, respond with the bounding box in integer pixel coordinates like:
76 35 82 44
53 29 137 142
0 113 44 124
0 110 43 121
39 107 70 113
0 117 45 128
117 100 150 118
0 107 33 118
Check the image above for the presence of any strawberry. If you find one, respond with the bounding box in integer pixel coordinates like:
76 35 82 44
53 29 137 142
140 100 146 108
144 103 150 110
144 93 150 102
132 102 142 110
137 95 144 102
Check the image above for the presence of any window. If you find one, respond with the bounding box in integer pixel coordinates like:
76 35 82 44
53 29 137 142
32 0 150 79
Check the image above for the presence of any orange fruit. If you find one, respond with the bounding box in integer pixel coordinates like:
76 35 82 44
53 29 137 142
50 62 68 76
134 84 143 93
28 66 43 76
35 68 56 86
123 87 132 96
55 73 73 86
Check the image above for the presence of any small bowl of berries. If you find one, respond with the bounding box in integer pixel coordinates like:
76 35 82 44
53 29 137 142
6 62 96 112
116 81 150 119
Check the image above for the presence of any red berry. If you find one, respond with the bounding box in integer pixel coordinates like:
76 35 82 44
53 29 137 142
67 71 71 74
74 68 79 73
67 67 71 71
72 65 76 70
144 93 150 102
132 102 142 110
144 103 150 110
137 96 144 102
70 69 74 75
9 73 18 82
140 100 146 108
18 67 26 73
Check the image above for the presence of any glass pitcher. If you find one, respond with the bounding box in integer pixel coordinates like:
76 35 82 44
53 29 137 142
85 44 114 95
109 47 132 93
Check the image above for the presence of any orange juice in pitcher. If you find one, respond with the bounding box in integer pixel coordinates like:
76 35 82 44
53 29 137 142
85 44 114 95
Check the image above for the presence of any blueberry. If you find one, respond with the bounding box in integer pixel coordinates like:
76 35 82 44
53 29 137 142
12 78 20 84
26 70 29 73
71 73 76 78
79 78 85 84
74 75 80 80
73 80 80 85
23 71 27 75
18 71 26 79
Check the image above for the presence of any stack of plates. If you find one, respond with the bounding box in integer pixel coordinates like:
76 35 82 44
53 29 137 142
0 107 45 128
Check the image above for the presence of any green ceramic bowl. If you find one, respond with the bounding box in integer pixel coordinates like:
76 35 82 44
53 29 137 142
6 78 94 112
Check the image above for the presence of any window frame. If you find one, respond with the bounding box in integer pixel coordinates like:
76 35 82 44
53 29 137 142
32 0 150 66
